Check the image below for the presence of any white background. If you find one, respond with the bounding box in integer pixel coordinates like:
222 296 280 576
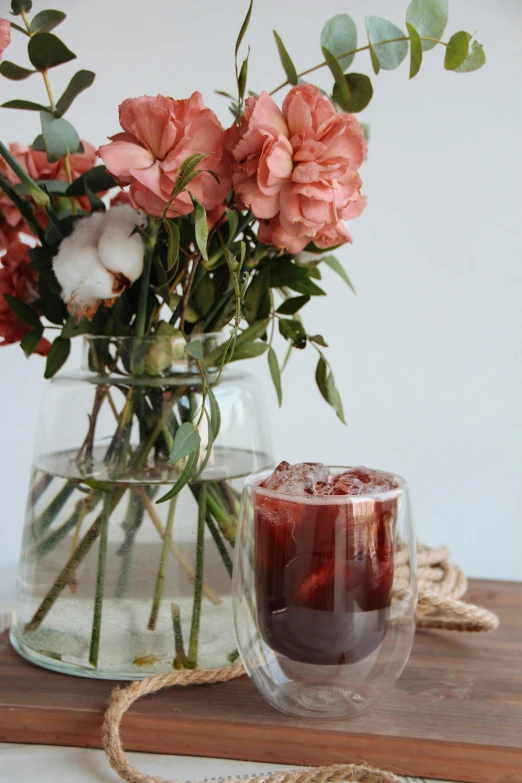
0 0 521 580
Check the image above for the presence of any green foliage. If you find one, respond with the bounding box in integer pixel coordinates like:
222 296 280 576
270 261 326 296
30 9 66 34
55 70 95 117
368 40 381 75
40 112 81 161
3 293 42 331
11 0 32 14
157 449 199 503
322 47 350 106
279 318 306 349
2 99 50 112
169 422 201 463
455 39 486 73
333 73 373 113
0 141 50 207
193 198 209 261
406 23 423 78
44 336 70 379
66 166 116 196
225 208 238 246
406 0 448 51
164 219 180 271
365 17 409 70
315 357 346 424
323 255 356 294
267 347 282 406
320 14 357 72
20 329 44 356
445 31 470 70
276 295 310 315
184 340 205 362
28 32 76 71
273 31 298 85
235 0 253 57
0 62 35 80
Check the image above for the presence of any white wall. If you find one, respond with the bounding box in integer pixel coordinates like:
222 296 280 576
0 0 521 580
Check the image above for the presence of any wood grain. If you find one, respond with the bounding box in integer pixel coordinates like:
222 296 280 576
0 579 521 783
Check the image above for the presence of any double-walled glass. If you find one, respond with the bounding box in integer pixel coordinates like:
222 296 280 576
233 468 416 718
11 335 273 679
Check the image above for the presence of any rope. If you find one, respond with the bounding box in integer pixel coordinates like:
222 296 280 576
103 544 499 783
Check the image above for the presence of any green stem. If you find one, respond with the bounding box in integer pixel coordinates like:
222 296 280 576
205 513 233 578
135 219 160 339
206 486 236 545
171 603 190 669
269 36 448 95
32 483 76 540
88 492 112 668
31 492 101 561
188 485 207 666
115 489 147 599
148 495 178 630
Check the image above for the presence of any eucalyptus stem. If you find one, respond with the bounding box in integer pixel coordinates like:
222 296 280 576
147 495 178 630
88 492 113 668
188 484 207 666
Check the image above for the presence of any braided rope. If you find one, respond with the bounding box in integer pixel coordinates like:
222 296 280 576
103 544 499 783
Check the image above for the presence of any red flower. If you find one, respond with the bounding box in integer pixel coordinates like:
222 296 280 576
0 241 50 354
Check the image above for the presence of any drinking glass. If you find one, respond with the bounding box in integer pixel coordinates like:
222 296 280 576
232 467 417 718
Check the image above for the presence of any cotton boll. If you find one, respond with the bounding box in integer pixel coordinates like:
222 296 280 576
65 211 105 249
98 206 145 283
53 244 114 313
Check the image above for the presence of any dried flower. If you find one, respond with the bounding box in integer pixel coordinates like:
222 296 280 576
0 241 50 354
232 84 367 254
52 205 146 319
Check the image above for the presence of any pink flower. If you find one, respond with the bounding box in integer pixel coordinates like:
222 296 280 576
0 19 10 62
0 241 50 354
98 94 232 218
232 84 367 253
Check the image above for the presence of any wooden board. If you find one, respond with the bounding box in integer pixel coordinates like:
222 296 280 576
0 579 521 783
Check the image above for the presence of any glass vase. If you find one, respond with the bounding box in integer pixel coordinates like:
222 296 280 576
233 468 417 718
10 335 273 679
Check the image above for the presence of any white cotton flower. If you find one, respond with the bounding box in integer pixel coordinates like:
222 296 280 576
52 205 146 319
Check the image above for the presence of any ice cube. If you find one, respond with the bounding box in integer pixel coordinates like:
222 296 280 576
262 461 329 496
331 466 397 496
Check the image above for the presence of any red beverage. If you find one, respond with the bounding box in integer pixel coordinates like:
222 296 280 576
254 464 399 666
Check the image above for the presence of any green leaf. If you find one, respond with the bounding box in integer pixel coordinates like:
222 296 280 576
229 341 268 361
323 255 356 294
368 40 381 74
406 0 448 51
238 54 249 100
267 347 282 406
41 112 81 162
279 318 307 349
9 21 30 35
237 318 270 345
322 46 350 106
270 261 326 296
406 23 423 78
38 276 64 325
55 70 95 118
276 295 310 315
320 14 357 72
194 273 215 314
286 277 325 297
444 31 470 70
28 32 76 71
192 198 209 260
66 165 116 196
225 208 239 246
315 358 345 423
11 0 32 14
44 336 70 379
2 99 51 112
3 293 42 331
333 73 373 113
20 329 44 357
243 266 270 324
184 340 204 362
163 219 180 271
169 422 201 464
454 38 486 73
273 31 298 85
235 0 254 57
157 448 199 503
207 388 221 440
30 9 66 34
0 61 35 80
365 17 409 70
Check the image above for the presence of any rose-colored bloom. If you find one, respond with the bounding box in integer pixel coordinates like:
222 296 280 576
232 84 367 253
0 19 10 62
0 241 50 354
98 93 232 218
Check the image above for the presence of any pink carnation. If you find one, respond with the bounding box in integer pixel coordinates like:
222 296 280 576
98 94 232 218
232 84 367 254
0 19 10 62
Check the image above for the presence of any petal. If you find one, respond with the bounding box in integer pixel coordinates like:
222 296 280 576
258 136 293 195
99 138 155 183
129 160 163 198
245 92 289 137
118 97 179 160
233 172 280 219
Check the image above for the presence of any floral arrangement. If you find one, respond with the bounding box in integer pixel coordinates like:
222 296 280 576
0 0 485 672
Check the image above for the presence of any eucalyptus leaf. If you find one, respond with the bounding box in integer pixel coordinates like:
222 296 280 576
30 9 66 34
184 340 204 362
9 21 30 35
406 0 448 51
169 422 201 464
0 61 35 80
279 318 307 349
164 219 180 271
323 255 356 293
55 70 95 117
2 99 51 112
3 293 42 330
320 14 357 72
368 40 381 74
66 165 116 196
276 295 310 315
365 17 409 70
455 39 486 73
193 198 209 261
333 73 373 113
41 112 81 161
28 32 76 71
11 0 32 14
157 448 199 503
273 30 298 85
44 337 70 379
322 46 350 105
406 23 423 78
267 347 282 406
444 31 469 70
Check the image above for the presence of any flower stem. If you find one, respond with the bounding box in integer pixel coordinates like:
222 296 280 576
135 218 160 338
88 492 113 668
206 486 237 545
115 489 147 599
188 484 207 666
147 494 178 630
171 603 190 669
205 513 233 578
32 483 76 540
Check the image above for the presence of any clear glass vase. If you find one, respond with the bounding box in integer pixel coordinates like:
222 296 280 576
233 468 416 718
10 335 273 679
